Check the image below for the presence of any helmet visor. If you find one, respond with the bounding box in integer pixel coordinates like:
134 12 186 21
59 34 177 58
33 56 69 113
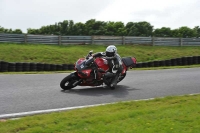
106 51 115 57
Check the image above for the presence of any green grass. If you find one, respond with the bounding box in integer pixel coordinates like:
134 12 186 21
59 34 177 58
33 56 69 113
1 43 200 64
1 43 200 132
0 94 200 133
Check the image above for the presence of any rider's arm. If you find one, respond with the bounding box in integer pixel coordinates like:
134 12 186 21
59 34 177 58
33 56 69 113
93 52 105 58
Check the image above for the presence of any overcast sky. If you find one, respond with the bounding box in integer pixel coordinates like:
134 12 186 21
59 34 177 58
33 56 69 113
1 0 200 33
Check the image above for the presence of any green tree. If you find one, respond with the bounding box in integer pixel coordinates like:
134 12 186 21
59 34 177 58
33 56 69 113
104 21 126 36
0 26 4 33
113 21 126 36
154 27 172 37
54 22 61 35
68 20 75 35
27 28 40 34
22 19 200 37
12 29 23 34
172 26 196 38
73 22 86 35
93 21 107 35
193 26 200 38
125 22 134 36
40 26 48 35
85 19 96 35
5 28 13 33
60 20 69 35
105 21 115 35
85 19 107 35
126 21 153 36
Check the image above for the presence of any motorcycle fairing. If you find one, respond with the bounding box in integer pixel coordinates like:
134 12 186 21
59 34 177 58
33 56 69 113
78 69 92 78
75 59 91 71
75 58 91 78
95 58 109 72
76 58 85 65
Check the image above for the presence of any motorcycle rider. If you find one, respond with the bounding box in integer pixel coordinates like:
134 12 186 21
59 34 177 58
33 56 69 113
93 45 123 89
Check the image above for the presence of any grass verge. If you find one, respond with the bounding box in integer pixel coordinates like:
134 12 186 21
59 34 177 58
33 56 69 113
1 43 200 64
0 94 200 133
1 43 200 132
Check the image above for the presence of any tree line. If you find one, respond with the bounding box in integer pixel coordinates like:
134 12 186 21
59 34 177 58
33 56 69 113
1 19 200 38
0 26 23 34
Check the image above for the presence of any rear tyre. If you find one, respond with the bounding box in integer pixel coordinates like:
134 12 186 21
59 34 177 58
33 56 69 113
60 73 79 90
117 72 126 83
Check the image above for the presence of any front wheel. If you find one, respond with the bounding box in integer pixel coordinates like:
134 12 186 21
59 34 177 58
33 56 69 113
60 73 79 90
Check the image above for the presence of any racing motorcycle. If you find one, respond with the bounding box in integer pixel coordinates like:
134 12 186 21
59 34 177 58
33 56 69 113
60 51 136 90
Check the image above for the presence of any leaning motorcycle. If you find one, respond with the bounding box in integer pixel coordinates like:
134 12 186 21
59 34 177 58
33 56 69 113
60 51 136 90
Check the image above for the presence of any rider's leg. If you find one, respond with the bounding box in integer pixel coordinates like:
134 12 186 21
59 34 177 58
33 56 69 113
110 65 123 89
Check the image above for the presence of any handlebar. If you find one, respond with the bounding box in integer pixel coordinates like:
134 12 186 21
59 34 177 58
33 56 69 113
86 51 116 60
86 50 93 59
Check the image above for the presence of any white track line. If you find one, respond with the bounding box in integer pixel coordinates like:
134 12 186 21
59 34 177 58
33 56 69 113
0 93 199 119
0 104 106 119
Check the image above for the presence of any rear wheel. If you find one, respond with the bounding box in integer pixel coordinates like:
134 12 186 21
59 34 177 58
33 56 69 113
60 73 79 90
117 72 126 83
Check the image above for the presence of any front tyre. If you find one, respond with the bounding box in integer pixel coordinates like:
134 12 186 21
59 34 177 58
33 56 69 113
60 73 79 90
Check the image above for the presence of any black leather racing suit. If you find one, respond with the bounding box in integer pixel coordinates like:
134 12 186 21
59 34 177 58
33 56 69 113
93 52 123 88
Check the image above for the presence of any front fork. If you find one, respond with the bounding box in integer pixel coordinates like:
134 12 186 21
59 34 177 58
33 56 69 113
70 72 83 86
72 79 83 86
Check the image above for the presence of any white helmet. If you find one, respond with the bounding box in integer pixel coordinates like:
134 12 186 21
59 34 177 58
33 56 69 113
106 45 117 57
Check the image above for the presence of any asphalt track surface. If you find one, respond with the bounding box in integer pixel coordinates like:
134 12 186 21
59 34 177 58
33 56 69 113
0 68 200 118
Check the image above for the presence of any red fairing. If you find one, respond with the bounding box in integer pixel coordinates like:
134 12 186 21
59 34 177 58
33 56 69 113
79 69 92 78
76 58 85 65
95 58 109 71
122 64 127 74
132 57 137 64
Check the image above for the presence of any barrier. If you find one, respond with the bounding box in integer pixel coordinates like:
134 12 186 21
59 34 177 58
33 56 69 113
1 33 200 46
135 56 200 68
1 56 200 72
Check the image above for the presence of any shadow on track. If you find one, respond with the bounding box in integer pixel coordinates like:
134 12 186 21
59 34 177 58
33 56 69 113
60 85 139 98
